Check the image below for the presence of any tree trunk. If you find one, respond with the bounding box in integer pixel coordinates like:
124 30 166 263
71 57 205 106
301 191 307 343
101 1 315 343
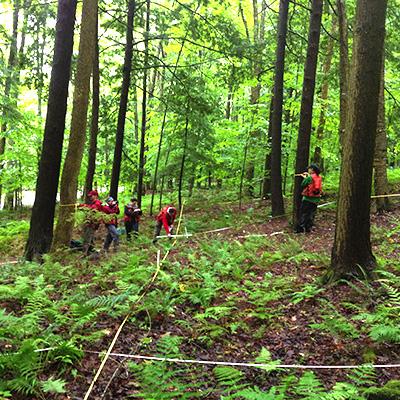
25 0 77 261
84 15 100 199
0 0 20 208
109 0 136 199
270 0 289 217
337 0 350 147
245 0 265 197
52 0 98 249
373 55 390 213
137 0 150 207
313 16 337 168
159 142 171 210
262 96 274 199
329 0 387 280
292 0 323 226
178 115 189 211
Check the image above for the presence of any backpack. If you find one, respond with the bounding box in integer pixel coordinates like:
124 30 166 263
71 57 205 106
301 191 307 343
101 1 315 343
302 173 322 197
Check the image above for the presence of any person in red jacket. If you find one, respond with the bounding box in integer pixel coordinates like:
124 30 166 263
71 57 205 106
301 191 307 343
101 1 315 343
124 198 142 241
153 205 177 243
79 190 103 254
295 164 323 233
103 196 120 251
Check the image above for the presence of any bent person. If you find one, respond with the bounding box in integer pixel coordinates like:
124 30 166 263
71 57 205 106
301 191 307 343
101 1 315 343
153 205 177 243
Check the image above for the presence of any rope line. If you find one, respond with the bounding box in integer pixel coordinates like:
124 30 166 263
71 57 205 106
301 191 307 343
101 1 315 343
25 347 400 370
83 201 186 399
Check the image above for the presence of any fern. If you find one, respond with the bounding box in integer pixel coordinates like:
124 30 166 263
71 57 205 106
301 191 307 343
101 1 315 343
213 366 244 386
41 378 67 394
254 347 281 372
233 386 284 400
294 372 325 399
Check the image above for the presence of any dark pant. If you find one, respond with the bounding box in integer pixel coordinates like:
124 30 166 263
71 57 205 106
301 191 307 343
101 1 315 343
125 220 139 240
104 224 120 250
296 200 318 233
82 225 96 254
153 221 173 242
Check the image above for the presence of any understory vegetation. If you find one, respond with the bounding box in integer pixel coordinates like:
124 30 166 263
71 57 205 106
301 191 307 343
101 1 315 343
1 192 399 399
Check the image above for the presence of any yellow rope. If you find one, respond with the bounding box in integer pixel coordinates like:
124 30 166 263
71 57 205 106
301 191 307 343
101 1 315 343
83 201 185 400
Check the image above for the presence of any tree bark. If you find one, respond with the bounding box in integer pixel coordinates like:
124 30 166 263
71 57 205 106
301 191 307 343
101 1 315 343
137 0 150 207
52 0 98 249
25 0 77 260
337 0 350 147
109 0 136 199
178 115 189 211
270 0 289 217
292 0 323 226
245 0 265 197
0 0 20 208
84 14 100 199
262 96 274 199
313 16 337 168
373 55 390 213
330 0 387 280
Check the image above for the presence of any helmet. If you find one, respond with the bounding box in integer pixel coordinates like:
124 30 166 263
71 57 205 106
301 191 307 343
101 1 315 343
88 190 99 197
106 196 114 203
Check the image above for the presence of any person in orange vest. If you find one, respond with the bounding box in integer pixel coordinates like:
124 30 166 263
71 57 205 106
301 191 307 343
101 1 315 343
153 205 177 243
103 196 120 251
79 190 103 254
295 164 323 233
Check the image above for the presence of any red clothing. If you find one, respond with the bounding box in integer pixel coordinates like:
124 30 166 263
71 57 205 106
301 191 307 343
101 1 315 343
156 206 177 235
79 199 104 228
124 205 142 223
301 173 322 198
80 199 103 211
103 203 120 226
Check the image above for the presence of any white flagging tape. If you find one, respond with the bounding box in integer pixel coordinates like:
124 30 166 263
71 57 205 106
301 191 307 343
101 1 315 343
197 227 233 235
27 348 400 370
156 234 193 239
237 232 285 239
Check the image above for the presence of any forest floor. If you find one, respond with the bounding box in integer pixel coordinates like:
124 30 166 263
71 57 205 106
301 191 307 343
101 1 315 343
1 195 400 399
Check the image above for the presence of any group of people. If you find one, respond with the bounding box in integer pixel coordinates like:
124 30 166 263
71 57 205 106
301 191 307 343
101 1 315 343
77 163 321 255
79 190 177 255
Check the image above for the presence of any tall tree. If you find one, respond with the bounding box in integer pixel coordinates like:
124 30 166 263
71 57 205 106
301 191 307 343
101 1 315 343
244 0 266 197
330 0 387 280
292 0 323 226
84 14 100 199
337 0 350 146
373 55 390 213
137 0 151 207
0 0 20 208
109 0 136 199
313 15 337 168
270 0 289 217
52 0 98 249
25 0 77 261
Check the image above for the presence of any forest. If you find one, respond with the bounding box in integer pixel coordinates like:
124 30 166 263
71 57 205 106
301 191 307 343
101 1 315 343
1 0 400 398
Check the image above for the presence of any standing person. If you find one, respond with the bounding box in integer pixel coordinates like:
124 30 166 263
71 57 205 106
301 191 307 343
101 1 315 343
103 196 120 252
79 190 103 254
295 164 323 233
153 205 177 243
124 198 142 240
